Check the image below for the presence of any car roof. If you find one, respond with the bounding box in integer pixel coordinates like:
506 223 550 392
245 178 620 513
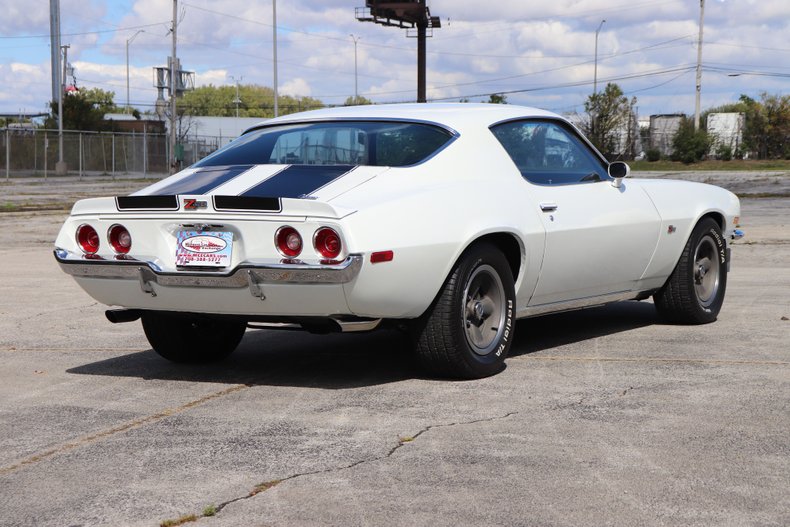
243 103 565 135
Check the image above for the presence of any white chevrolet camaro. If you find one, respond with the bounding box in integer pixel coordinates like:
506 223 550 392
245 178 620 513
55 103 743 378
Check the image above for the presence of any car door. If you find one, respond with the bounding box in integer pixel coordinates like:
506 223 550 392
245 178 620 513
491 119 661 306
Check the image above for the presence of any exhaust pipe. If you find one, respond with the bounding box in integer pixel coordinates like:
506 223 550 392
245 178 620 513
105 309 142 324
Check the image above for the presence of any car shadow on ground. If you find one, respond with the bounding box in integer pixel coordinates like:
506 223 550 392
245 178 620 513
510 300 660 357
67 301 661 388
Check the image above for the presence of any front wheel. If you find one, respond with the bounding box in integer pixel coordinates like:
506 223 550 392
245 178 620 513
654 217 728 324
414 242 516 379
141 312 246 363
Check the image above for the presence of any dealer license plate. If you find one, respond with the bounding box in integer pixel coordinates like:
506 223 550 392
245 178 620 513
175 231 233 268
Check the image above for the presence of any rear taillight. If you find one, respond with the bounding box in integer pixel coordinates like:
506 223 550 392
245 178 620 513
275 226 302 257
108 224 132 254
76 224 100 254
313 227 342 259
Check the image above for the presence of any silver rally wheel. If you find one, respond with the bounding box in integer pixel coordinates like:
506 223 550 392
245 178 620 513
463 264 507 356
414 242 516 379
654 217 728 324
693 236 721 308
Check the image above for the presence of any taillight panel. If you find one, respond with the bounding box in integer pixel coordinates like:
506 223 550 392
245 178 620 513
76 224 100 254
275 226 303 257
108 224 132 254
313 227 342 259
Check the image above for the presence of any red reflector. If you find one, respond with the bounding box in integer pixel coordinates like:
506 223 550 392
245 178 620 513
76 224 100 254
370 250 394 264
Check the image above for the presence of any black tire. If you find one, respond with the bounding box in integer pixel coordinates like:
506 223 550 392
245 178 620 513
414 242 516 379
141 312 246 363
654 217 728 324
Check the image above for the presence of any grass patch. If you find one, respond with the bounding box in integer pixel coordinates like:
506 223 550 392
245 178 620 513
631 159 790 172
202 505 217 517
249 479 282 497
159 514 199 527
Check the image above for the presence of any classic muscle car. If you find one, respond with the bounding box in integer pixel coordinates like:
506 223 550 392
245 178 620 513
54 103 743 378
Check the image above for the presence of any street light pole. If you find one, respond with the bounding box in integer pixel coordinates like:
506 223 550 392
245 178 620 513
349 34 360 102
169 0 177 174
594 19 606 95
272 0 279 117
229 75 242 118
125 30 144 114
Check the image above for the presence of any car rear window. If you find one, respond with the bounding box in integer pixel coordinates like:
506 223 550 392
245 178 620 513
193 121 454 168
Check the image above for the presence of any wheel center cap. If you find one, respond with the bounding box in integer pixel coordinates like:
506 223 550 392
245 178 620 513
473 301 485 321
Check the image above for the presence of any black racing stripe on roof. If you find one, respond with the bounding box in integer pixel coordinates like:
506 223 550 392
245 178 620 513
116 195 179 210
240 165 355 199
151 165 253 196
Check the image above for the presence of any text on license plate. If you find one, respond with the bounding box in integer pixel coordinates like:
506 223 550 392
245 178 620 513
175 231 233 267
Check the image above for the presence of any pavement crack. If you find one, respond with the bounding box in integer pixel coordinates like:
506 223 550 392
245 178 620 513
209 411 518 519
0 384 251 477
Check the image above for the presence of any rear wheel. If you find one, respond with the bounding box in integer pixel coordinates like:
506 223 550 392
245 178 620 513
141 312 246 363
654 217 727 324
414 242 516 379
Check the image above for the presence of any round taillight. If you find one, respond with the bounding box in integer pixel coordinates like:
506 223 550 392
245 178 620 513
314 227 342 259
76 224 100 254
275 226 302 257
108 224 132 254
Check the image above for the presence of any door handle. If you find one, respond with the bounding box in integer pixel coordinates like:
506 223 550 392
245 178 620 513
540 202 558 212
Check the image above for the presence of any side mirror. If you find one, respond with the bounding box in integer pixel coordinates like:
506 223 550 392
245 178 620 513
609 161 630 188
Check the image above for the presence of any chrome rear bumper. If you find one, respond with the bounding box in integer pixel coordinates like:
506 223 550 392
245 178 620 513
54 249 363 294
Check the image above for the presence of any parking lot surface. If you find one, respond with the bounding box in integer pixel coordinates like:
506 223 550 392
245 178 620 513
0 173 788 527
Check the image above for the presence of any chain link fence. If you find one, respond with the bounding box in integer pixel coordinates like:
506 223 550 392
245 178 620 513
1 128 223 179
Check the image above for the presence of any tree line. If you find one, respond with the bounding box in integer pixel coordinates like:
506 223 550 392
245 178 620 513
28 83 790 163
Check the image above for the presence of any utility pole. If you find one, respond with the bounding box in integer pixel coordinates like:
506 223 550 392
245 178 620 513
349 34 360 101
272 0 279 117
57 44 69 175
694 0 705 130
170 0 178 174
126 30 144 113
49 0 61 105
594 19 606 95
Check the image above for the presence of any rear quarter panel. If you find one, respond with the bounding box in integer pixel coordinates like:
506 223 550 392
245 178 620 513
333 130 546 318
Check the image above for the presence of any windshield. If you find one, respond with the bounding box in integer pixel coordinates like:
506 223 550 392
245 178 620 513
194 121 454 168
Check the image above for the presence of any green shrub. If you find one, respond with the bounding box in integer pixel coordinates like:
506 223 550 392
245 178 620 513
716 144 733 161
671 118 712 164
646 148 661 162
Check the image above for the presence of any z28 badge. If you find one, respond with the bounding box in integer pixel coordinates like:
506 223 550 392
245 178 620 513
183 198 208 210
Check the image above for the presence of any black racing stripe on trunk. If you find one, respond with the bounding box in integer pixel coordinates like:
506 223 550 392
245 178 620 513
116 195 179 210
213 195 282 212
152 165 253 196
241 165 355 199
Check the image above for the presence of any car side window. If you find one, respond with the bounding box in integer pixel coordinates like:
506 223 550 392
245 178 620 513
490 120 609 185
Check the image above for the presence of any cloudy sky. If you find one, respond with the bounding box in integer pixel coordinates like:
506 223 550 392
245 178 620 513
0 0 788 118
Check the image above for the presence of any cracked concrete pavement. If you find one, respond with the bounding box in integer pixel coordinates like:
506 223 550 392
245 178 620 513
0 173 788 526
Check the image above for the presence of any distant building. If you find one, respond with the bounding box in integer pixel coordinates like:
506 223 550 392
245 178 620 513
707 113 745 157
103 113 166 134
649 114 684 156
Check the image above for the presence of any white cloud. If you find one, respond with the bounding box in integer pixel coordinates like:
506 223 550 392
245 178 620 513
1 0 788 116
